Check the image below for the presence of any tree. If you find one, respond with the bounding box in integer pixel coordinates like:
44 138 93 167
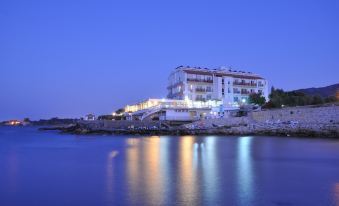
311 95 324 105
98 115 114 120
324 96 336 103
23 118 31 122
264 86 331 109
115 108 125 115
249 93 266 106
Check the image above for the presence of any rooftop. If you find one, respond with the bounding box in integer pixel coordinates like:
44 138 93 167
174 65 264 79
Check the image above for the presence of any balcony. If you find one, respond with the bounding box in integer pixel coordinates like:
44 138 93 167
167 82 184 90
195 88 206 92
167 90 184 98
195 97 206 101
187 78 213 83
258 83 264 87
241 90 250 95
233 82 257 87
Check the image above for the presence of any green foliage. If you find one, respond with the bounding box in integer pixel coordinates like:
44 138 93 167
98 114 124 121
115 108 125 114
98 115 114 120
23 118 31 122
264 87 335 109
249 93 266 106
324 96 336 103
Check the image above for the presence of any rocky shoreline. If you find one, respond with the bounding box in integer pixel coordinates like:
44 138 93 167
39 121 339 138
39 105 339 138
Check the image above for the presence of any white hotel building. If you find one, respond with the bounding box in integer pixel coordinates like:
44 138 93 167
167 66 269 108
124 66 269 121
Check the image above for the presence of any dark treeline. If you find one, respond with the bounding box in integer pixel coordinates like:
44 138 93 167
263 87 337 108
98 108 125 121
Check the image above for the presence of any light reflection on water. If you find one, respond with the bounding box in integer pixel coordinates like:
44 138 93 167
335 183 339 206
102 135 339 206
202 137 218 204
178 136 197 205
237 136 254 205
8 150 18 193
125 137 166 205
106 150 119 204
1 127 339 206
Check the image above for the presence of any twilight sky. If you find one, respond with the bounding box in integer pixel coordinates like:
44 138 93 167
0 0 338 120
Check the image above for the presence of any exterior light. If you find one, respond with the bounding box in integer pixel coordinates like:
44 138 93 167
242 99 246 103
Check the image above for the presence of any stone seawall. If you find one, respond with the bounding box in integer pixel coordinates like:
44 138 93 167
45 105 339 138
251 105 339 124
184 105 339 137
77 120 161 130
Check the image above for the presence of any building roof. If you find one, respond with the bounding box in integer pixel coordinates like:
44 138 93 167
174 65 265 80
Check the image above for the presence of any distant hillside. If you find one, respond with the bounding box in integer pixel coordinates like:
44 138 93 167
295 83 339 98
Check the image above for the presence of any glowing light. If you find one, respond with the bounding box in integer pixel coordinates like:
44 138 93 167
237 136 254 205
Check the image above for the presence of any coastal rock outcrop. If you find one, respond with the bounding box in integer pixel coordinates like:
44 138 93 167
40 105 339 138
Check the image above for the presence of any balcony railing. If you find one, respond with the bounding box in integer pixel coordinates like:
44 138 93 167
195 97 206 101
195 88 206 92
233 82 257 87
241 91 251 95
167 83 181 90
187 78 213 83
167 91 184 98
258 84 264 87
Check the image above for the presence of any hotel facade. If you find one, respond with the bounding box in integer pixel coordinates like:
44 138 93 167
124 66 269 121
167 66 269 108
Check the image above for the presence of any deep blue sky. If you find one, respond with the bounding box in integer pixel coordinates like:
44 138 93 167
0 0 338 120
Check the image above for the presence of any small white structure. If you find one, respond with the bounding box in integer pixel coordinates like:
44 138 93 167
84 114 96 121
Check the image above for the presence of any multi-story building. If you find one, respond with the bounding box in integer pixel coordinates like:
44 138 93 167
123 66 269 121
167 66 269 108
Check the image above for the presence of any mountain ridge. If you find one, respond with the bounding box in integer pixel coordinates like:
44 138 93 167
294 83 339 98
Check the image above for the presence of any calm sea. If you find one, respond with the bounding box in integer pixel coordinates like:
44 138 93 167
0 126 339 206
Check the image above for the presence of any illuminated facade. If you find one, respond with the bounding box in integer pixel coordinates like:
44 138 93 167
123 66 269 121
124 98 222 121
167 66 269 108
